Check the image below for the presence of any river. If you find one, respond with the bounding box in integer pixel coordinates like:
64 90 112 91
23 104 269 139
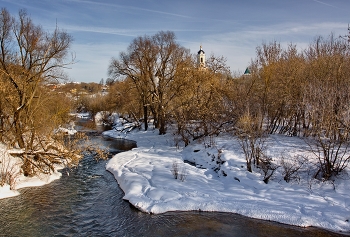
0 129 347 236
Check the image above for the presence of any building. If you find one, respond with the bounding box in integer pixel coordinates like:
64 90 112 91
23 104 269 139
244 67 251 76
197 45 206 69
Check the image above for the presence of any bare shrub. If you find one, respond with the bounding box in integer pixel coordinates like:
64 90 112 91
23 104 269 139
280 154 307 183
171 161 180 179
0 149 20 190
171 161 187 182
204 135 216 149
258 156 279 184
211 149 226 174
306 135 350 181
236 112 266 172
179 167 188 182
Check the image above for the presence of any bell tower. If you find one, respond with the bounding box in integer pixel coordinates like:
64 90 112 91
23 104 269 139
197 45 206 69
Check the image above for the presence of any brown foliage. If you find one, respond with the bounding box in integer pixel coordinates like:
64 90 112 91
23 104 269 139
245 34 350 180
0 8 86 176
109 31 193 134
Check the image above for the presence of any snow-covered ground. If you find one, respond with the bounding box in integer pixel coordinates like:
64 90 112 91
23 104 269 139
0 143 63 199
1 115 350 233
104 127 350 233
0 170 62 199
0 124 77 200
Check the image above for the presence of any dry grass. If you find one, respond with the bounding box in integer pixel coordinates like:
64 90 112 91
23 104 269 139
0 149 20 190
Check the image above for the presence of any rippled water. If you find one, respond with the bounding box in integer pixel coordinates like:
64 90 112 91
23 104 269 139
0 135 348 237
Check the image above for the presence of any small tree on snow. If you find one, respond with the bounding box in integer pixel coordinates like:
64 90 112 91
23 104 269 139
236 111 266 172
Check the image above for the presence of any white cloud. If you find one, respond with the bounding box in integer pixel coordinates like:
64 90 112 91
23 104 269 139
312 0 339 9
66 0 194 19
64 25 139 37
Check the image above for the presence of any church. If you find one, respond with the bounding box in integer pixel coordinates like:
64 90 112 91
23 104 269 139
197 45 206 69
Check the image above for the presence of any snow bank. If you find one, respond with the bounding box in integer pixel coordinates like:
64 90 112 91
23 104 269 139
0 144 63 199
95 111 119 126
105 129 350 233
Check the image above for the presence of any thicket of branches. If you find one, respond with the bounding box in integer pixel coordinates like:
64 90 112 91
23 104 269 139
108 30 350 181
241 35 350 180
0 8 85 177
108 31 234 142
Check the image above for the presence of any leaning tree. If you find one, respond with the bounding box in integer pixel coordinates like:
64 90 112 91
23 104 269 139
0 8 81 176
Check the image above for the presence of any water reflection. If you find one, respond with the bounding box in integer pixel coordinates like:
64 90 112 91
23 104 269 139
101 135 137 152
0 136 347 236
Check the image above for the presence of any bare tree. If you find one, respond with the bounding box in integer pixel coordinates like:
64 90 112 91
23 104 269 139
0 8 79 176
236 111 266 172
105 77 142 127
303 35 350 180
251 42 307 136
108 31 191 134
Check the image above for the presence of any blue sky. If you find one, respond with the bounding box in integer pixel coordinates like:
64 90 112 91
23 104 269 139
1 0 349 82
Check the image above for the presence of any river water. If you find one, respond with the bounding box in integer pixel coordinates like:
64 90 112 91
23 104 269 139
0 131 348 236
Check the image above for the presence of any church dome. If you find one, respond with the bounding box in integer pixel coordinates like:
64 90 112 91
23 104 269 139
198 46 205 54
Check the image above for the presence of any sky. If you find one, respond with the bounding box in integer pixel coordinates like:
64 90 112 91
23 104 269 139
1 0 350 83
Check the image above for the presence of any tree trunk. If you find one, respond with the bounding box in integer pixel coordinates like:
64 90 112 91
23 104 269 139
246 160 252 172
159 115 166 135
143 104 148 131
158 104 166 135
14 111 25 148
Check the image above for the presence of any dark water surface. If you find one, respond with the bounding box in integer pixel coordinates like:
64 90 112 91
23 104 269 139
0 134 348 237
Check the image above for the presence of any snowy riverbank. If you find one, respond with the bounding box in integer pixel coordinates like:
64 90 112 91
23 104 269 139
105 128 350 234
0 143 62 199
